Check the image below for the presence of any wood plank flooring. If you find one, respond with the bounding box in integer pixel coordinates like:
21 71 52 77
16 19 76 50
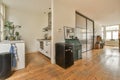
6 47 120 80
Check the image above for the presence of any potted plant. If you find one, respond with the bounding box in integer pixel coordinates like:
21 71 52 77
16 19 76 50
15 31 20 40
4 21 21 40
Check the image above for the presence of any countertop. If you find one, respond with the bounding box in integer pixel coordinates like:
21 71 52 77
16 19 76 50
0 40 24 44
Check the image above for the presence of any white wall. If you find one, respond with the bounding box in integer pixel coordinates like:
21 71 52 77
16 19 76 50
93 23 103 47
53 0 75 42
51 0 75 63
94 23 102 36
6 8 48 53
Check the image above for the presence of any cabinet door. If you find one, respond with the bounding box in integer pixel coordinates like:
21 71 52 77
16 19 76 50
46 42 51 58
44 41 51 58
16 43 25 70
38 41 45 54
0 44 11 53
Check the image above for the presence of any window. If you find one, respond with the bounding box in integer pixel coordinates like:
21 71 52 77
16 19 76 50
106 32 111 40
101 27 104 31
101 31 104 39
113 31 118 40
105 25 119 40
101 27 104 39
106 25 119 31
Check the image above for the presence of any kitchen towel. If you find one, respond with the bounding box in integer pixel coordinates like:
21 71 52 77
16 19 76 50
9 43 19 69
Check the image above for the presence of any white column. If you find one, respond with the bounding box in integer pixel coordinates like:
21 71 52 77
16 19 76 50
0 2 5 41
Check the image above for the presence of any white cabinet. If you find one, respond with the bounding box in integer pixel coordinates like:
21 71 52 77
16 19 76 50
37 40 51 58
44 41 51 58
0 44 11 53
0 41 25 70
15 43 25 70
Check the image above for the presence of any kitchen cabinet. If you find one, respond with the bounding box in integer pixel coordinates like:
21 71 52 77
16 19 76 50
37 39 51 58
0 41 25 70
44 41 51 58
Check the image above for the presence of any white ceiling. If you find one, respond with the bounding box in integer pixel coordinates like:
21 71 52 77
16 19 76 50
3 0 120 25
60 0 120 25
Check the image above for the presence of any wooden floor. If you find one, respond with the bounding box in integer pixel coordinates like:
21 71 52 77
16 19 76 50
6 46 120 80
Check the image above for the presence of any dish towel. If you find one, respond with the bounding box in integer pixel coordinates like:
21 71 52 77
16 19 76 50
9 43 19 69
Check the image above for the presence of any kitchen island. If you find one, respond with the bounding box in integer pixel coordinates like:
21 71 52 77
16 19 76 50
0 40 25 70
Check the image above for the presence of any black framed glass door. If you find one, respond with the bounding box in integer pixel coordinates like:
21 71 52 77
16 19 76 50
76 13 87 52
76 11 94 52
87 19 94 50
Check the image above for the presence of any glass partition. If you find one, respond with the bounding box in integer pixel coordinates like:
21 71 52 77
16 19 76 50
76 13 87 52
87 19 94 50
76 12 94 52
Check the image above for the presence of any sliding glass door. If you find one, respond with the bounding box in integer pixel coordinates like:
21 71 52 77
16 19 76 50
76 11 94 52
76 13 87 52
87 19 94 50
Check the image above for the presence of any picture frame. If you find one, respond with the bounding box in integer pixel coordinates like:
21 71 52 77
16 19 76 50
64 26 75 39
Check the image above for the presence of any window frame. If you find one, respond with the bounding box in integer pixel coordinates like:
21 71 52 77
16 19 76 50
104 25 119 41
